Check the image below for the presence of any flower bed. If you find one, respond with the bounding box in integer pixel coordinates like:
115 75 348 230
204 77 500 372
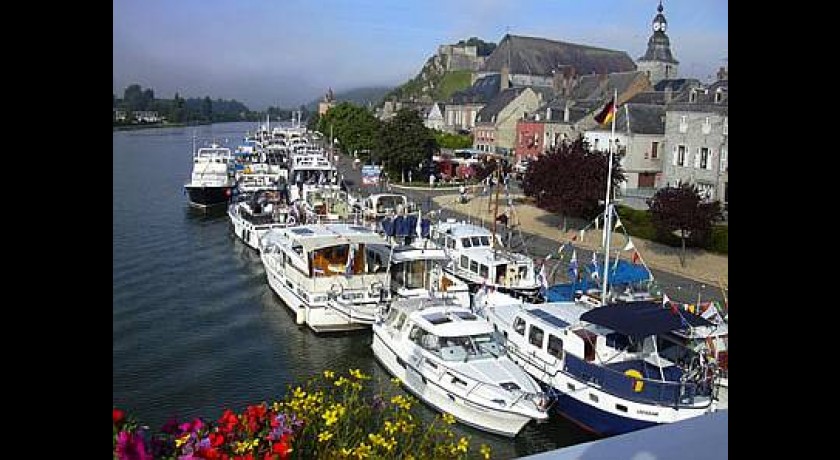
114 368 492 459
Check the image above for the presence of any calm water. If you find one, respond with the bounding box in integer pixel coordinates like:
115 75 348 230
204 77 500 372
113 122 598 458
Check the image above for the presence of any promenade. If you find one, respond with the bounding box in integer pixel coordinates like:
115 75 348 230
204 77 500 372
414 187 728 288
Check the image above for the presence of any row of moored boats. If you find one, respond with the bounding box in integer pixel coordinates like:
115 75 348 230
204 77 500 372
182 118 728 438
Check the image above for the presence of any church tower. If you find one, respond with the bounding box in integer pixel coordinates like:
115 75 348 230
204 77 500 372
637 1 679 85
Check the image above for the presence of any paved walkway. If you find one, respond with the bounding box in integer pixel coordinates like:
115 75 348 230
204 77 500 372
430 191 728 288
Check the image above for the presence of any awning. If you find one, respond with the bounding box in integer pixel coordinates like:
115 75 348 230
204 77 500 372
580 301 713 337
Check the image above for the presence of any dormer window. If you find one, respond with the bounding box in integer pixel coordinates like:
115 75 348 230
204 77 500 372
689 90 697 103
715 88 726 103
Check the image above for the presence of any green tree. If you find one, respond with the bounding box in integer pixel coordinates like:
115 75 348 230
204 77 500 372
317 102 380 158
646 183 723 267
169 92 186 123
374 108 437 180
201 96 213 121
433 130 472 149
522 136 625 220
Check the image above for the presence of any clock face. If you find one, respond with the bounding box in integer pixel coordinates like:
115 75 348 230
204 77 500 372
653 22 661 31
660 22 667 32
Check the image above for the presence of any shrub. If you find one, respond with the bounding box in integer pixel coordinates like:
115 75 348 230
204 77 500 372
113 369 493 459
708 225 728 254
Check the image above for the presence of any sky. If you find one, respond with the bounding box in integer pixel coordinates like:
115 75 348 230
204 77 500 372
113 0 727 110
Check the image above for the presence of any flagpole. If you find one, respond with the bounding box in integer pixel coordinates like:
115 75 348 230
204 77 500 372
601 89 617 302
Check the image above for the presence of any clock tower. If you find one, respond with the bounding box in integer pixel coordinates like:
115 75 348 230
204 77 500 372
637 1 679 85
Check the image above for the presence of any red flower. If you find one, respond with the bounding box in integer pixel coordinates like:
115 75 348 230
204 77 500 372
271 434 292 460
113 408 125 425
209 432 225 448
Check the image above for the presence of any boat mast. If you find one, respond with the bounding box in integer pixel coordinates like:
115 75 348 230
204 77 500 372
600 89 618 302
490 162 501 249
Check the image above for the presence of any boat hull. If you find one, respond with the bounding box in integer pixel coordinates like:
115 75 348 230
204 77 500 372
551 390 657 436
185 185 234 208
263 261 371 333
372 329 533 437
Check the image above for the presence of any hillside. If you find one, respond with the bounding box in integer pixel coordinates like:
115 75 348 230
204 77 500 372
305 86 392 111
384 37 496 104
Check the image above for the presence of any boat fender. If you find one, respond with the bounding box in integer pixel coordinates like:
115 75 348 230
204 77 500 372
624 369 644 392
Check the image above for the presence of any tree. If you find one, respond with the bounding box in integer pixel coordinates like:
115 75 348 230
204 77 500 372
521 136 625 220
317 102 380 158
123 84 144 112
374 108 437 180
646 183 723 267
433 130 472 149
201 96 213 121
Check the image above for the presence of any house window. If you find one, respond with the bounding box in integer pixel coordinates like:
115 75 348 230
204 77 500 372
651 142 659 159
720 147 728 172
702 117 711 135
699 148 709 169
679 115 688 133
677 145 686 166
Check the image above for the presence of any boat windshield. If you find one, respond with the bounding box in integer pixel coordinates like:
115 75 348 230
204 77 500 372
437 333 501 361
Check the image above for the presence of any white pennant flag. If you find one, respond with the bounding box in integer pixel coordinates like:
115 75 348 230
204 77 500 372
594 215 600 230
614 217 623 230
623 239 635 251
579 229 585 241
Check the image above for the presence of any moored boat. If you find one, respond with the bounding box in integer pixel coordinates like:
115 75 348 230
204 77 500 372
372 298 550 437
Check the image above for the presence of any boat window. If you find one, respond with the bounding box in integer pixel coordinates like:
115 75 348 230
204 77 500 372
439 334 497 361
469 261 478 273
479 264 489 279
479 236 490 246
518 266 528 281
547 335 564 358
394 313 407 330
462 238 472 248
452 311 477 321
529 325 544 348
470 237 482 246
513 317 526 336
460 256 469 269
447 238 455 249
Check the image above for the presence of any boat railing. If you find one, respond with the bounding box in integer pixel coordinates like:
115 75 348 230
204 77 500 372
563 354 714 409
415 353 543 411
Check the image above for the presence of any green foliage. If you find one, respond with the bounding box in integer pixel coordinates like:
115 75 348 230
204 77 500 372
433 130 472 149
709 225 728 254
436 70 473 101
115 84 256 125
305 87 393 112
317 102 381 158
614 205 659 242
374 108 438 179
522 136 625 220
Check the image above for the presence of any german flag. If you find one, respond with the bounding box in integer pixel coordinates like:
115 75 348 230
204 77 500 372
594 98 616 125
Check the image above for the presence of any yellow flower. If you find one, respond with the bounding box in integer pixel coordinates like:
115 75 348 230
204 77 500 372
340 447 353 457
293 386 307 399
457 437 469 453
442 413 456 425
335 376 349 387
323 410 338 426
480 444 492 459
324 370 335 379
349 368 370 380
382 437 397 452
390 377 401 384
175 433 191 448
318 431 334 442
384 420 397 435
390 395 412 410
272 401 282 412
351 381 363 391
368 433 385 446
354 442 372 459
